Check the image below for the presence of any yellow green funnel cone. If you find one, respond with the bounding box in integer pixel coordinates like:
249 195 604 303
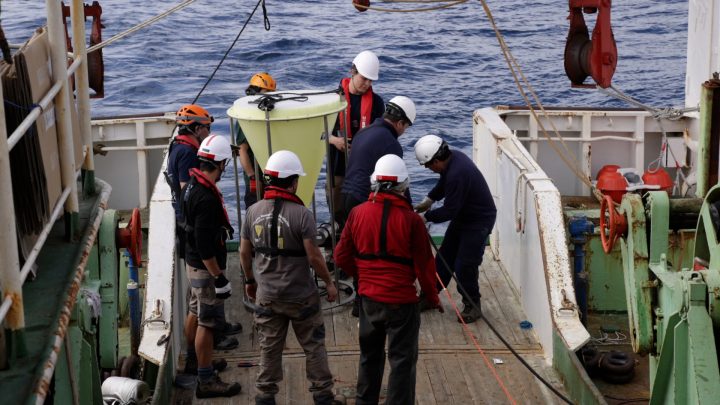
227 90 347 205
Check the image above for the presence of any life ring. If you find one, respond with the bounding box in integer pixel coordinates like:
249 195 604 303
600 195 626 253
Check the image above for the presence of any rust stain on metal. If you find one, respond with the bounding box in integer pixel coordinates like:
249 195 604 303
6 292 23 328
33 185 111 401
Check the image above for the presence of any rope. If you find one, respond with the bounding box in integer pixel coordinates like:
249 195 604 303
353 0 469 13
434 273 518 404
86 0 197 53
192 0 270 104
428 233 574 404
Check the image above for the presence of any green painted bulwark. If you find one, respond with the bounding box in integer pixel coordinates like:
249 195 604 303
552 330 605 404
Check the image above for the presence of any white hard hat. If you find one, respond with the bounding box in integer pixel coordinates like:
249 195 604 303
371 154 409 185
198 134 232 163
414 134 444 165
265 150 306 178
352 50 379 81
387 96 416 125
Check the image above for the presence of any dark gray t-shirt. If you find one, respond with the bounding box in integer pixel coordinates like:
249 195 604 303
242 198 318 303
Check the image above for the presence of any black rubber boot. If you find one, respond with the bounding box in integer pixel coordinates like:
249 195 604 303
184 357 228 375
214 335 239 350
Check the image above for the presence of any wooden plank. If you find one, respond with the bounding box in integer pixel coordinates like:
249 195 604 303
424 355 453 403
415 357 436 405
482 257 537 346
459 353 507 404
331 305 358 348
441 355 474 404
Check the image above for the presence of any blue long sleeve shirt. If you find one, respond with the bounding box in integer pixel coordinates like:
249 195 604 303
342 118 403 202
425 150 496 229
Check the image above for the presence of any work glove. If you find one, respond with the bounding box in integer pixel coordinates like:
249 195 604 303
414 197 434 213
214 273 232 299
249 175 257 193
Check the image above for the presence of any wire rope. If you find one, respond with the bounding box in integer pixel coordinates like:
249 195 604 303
192 0 270 104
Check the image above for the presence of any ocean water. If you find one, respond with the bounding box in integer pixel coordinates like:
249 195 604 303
3 0 689 228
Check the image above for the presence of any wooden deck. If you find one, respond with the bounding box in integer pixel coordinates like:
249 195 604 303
173 248 566 404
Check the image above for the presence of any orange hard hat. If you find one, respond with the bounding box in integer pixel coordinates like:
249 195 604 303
248 72 276 92
175 104 214 126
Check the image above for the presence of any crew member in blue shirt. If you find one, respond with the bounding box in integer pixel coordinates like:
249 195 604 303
414 135 497 323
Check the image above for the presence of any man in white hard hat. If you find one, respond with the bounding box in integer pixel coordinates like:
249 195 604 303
327 50 385 224
340 95 416 317
181 135 242 398
240 150 341 405
335 154 442 405
414 135 497 324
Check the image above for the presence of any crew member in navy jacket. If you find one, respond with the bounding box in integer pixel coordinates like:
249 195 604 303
342 95 416 216
340 95 416 317
414 135 497 323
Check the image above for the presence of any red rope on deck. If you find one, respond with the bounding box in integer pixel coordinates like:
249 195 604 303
435 273 518 405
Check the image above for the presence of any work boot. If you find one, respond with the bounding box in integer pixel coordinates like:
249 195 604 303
458 299 482 324
183 357 228 375
255 394 277 405
214 336 239 351
195 374 241 398
314 392 347 405
220 321 243 336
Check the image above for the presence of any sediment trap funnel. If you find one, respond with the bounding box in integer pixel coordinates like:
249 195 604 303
227 91 347 205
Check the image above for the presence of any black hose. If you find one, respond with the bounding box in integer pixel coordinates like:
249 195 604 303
427 233 574 405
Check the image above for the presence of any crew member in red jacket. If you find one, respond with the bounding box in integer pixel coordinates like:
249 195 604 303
334 154 442 405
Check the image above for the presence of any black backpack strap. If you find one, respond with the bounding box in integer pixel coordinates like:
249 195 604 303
355 199 413 266
255 199 306 257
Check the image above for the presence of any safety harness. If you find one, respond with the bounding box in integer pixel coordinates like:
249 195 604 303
254 186 307 257
181 168 233 241
339 77 373 140
163 134 200 203
356 198 413 266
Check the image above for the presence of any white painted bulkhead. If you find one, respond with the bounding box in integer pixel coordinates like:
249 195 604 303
473 107 591 362
90 114 176 209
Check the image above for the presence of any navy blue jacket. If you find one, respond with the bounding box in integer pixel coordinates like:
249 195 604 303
342 118 403 202
425 150 496 229
167 142 199 220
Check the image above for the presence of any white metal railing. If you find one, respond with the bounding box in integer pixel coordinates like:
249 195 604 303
6 55 82 150
0 0 91 330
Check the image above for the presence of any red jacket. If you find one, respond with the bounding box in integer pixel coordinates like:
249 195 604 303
334 192 440 306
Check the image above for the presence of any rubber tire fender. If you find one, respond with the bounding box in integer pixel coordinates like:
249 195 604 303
600 350 635 375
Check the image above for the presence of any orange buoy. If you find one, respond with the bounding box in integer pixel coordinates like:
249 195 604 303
642 168 673 193
597 170 627 204
596 164 620 180
353 0 370 12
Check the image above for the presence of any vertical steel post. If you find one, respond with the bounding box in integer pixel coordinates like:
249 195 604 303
323 115 339 283
136 121 148 208
70 0 95 196
0 69 24 331
127 253 141 355
697 77 720 198
46 0 79 230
